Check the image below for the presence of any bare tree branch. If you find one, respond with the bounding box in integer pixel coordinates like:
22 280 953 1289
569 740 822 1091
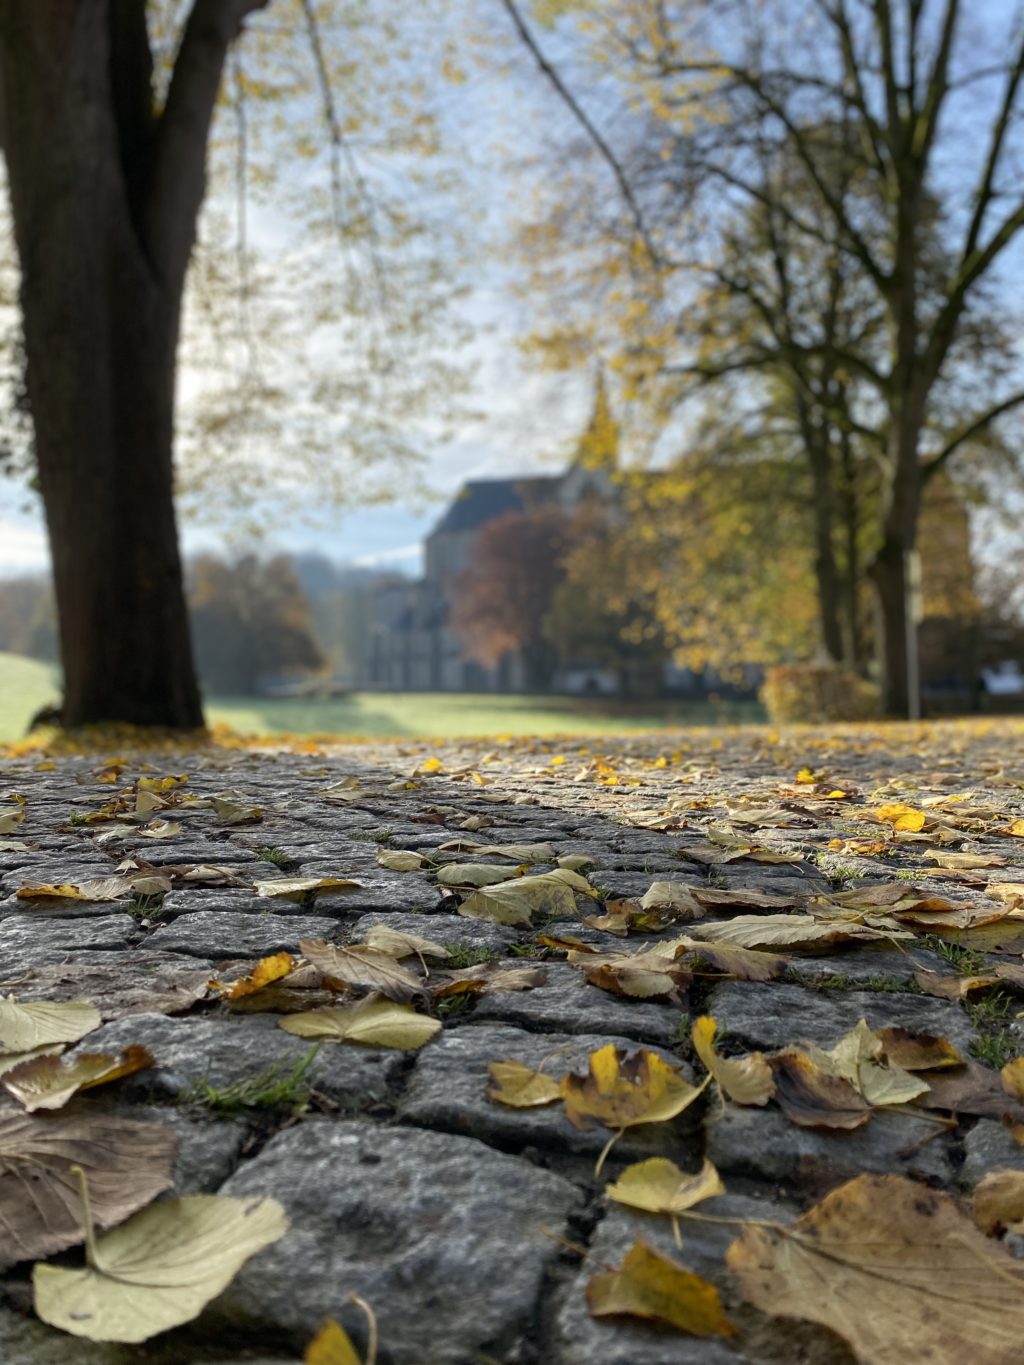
497 0 661 267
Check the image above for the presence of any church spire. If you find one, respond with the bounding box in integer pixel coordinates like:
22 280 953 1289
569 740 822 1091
573 368 619 471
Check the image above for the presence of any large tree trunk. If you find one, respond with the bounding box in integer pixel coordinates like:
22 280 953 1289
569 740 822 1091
872 398 924 718
0 0 263 728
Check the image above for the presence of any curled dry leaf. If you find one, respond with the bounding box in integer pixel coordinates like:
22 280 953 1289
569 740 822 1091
486 1059 562 1108
973 1168 1024 1235
432 962 545 999
1 1045 155 1112
875 1026 964 1071
375 849 427 872
0 1044 63 1078
1001 1057 1024 1100
457 869 590 927
436 862 523 889
675 937 786 982
727 1174 1024 1365
254 876 362 901
768 1051 873 1130
298 939 422 1002
569 943 689 999
586 1238 736 1338
684 914 911 952
438 839 556 862
0 1113 177 1269
209 953 297 1002
0 997 101 1053
639 881 706 920
605 1156 725 1232
279 996 441 1050
209 793 263 825
690 1017 774 1106
807 1019 931 1107
15 877 134 903
360 925 450 961
34 1192 288 1343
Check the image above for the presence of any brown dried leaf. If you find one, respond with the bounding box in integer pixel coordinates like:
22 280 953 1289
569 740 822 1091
1 1045 155 1112
769 1051 873 1129
0 1113 176 1269
298 940 422 1003
728 1174 1024 1364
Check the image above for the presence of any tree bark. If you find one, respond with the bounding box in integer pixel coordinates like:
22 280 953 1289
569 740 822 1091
0 0 264 728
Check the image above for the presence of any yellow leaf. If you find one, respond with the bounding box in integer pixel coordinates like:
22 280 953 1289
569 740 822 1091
1007 819 1024 838
973 1169 1024 1235
1001 1057 1024 1100
586 1238 735 1337
34 1192 287 1343
871 803 927 832
606 1156 724 1223
254 876 361 901
560 1044 709 1172
211 952 297 1001
486 1059 562 1108
0 998 101 1053
0 807 26 834
457 870 587 927
305 1317 363 1365
690 1017 774 1106
375 849 427 872
727 1174 1024 1364
279 996 440 1050
1 1046 155 1112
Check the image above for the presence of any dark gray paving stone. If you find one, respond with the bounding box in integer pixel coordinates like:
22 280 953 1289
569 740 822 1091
0 913 137 967
122 843 261 866
349 910 518 952
961 1119 1024 1185
787 944 950 987
0 861 122 895
705 1101 953 1194
706 980 977 1053
548 1194 850 1365
290 868 442 914
472 963 683 1045
215 1119 580 1364
0 1310 296 1365
157 890 319 920
73 1012 405 1112
400 1021 700 1164
145 911 342 959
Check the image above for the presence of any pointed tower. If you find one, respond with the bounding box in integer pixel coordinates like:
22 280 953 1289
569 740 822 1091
572 368 620 472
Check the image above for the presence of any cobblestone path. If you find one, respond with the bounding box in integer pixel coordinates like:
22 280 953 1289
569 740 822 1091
1 720 1023 1364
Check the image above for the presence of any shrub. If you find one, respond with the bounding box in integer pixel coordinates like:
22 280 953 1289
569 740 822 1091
760 662 880 724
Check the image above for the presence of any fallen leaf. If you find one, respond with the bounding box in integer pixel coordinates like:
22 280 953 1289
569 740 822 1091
298 940 422 1002
436 862 523 888
210 953 297 1001
638 881 706 920
0 1044 64 1078
1 1046 155 1112
438 840 556 862
727 1174 1024 1364
34 1191 287 1343
209 793 263 825
15 877 133 903
925 851 1007 870
1002 1057 1024 1100
561 1044 708 1171
254 876 362 901
769 1050 873 1129
457 869 590 927
605 1156 725 1231
486 1059 562 1108
375 849 427 872
0 808 26 835
305 1316 363 1365
360 926 450 961
974 1168 1024 1234
871 803 927 831
0 1113 177 1269
586 1238 735 1337
690 1017 774 1106
683 915 910 951
0 998 101 1052
875 1027 964 1071
432 962 545 998
569 943 689 998
279 996 440 1050
675 937 786 982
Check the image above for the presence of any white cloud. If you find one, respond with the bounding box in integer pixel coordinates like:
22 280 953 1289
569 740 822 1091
352 542 423 569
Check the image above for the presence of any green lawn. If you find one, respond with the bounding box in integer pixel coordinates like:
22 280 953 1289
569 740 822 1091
0 651 761 741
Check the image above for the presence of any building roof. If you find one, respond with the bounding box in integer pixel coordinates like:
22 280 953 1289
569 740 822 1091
427 476 560 537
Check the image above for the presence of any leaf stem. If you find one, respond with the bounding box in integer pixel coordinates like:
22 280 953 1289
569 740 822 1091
349 1293 378 1365
594 1128 622 1178
69 1163 103 1271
